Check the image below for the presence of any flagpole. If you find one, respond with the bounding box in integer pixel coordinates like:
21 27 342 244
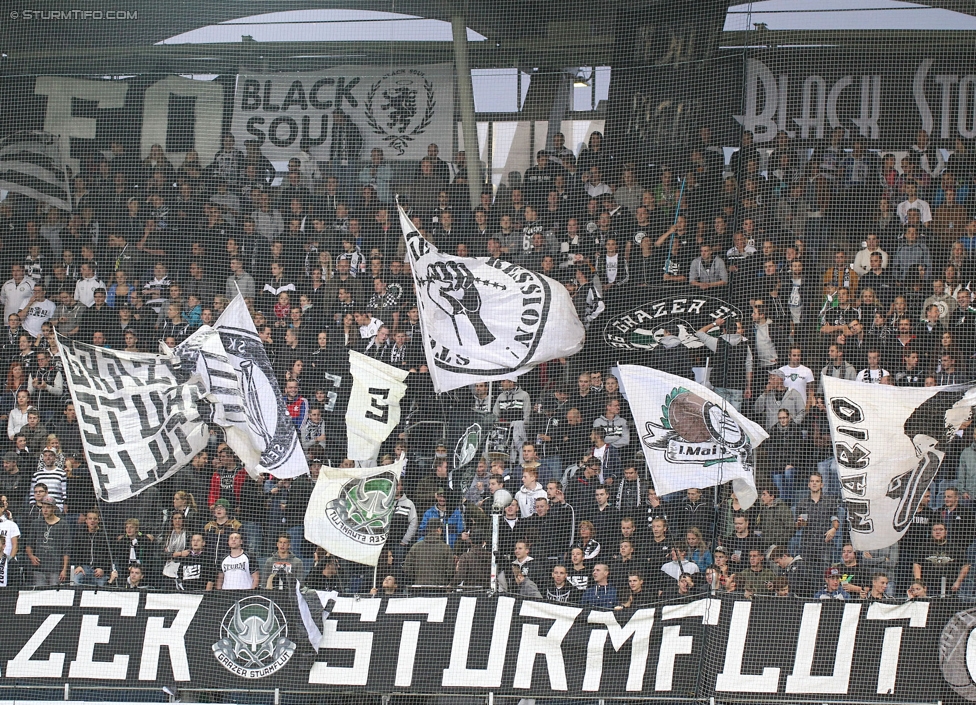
372 562 379 592
663 176 687 275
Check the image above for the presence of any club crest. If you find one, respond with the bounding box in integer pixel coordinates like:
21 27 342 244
212 596 295 678
364 69 437 155
325 472 399 545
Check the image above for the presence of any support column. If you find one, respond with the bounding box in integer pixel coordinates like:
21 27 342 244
452 6 484 208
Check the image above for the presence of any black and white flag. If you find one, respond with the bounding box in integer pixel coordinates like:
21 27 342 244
822 376 976 550
345 350 408 463
0 131 72 211
619 364 765 509
212 296 309 479
305 455 405 566
399 204 585 393
59 335 210 502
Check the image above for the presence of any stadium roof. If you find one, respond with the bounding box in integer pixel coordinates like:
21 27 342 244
0 0 973 75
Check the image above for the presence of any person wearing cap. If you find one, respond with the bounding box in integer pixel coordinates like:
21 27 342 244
814 565 850 600
24 495 69 586
203 498 243 567
403 518 454 588
31 446 66 513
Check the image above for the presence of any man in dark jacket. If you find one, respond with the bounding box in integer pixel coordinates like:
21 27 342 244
70 509 117 587
403 519 454 587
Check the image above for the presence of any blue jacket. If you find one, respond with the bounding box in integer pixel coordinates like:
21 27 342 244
581 583 617 609
419 506 464 547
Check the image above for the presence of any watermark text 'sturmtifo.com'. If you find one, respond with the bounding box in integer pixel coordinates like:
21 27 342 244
10 9 138 20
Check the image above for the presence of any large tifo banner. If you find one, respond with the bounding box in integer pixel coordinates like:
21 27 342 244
231 65 455 160
0 591 971 700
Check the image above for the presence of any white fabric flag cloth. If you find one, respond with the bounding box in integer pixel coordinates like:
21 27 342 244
304 456 405 566
58 335 209 502
399 204 584 393
212 295 309 479
618 364 766 509
346 350 408 463
822 376 976 551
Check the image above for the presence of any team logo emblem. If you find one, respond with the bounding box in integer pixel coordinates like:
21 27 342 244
454 422 482 470
325 472 398 545
603 296 741 352
212 596 295 678
642 387 754 470
364 69 437 155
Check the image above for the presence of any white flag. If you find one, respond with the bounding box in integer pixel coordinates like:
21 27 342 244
212 295 309 479
304 456 405 566
618 365 765 509
399 204 585 393
822 376 976 551
59 335 210 502
346 350 408 463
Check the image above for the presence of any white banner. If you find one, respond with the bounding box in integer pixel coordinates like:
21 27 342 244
400 205 585 393
59 336 210 502
821 376 976 551
618 365 765 509
212 296 309 479
346 350 408 463
231 65 454 161
304 456 405 566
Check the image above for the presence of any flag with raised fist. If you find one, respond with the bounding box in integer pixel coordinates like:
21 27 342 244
399 203 585 393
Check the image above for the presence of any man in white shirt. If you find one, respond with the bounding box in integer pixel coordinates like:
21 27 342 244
19 284 55 338
896 184 932 226
0 498 20 560
215 531 259 590
73 263 104 308
855 350 890 384
851 233 889 275
778 347 815 405
1 264 34 320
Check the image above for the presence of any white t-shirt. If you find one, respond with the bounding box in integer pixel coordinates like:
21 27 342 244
2 277 34 320
220 552 255 590
778 364 814 402
0 516 20 556
22 299 56 338
856 368 889 384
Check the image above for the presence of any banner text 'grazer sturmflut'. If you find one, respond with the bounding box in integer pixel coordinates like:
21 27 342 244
0 590 969 701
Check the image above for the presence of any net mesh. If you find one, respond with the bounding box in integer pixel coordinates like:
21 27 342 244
0 1 972 703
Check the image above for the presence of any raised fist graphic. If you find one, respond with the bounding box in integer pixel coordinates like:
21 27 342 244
426 261 496 346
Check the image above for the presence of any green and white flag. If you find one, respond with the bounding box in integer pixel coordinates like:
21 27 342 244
618 365 766 509
304 456 404 566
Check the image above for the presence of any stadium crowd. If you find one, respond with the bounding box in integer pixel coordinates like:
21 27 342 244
0 125 973 607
